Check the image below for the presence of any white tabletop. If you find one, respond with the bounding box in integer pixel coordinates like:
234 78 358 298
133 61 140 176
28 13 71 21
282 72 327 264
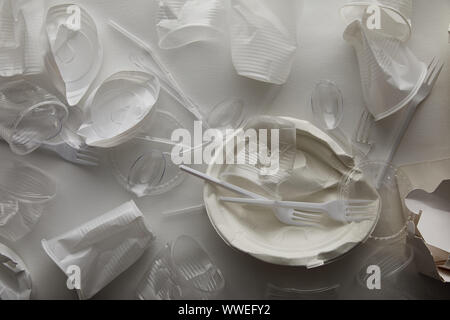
1 0 449 299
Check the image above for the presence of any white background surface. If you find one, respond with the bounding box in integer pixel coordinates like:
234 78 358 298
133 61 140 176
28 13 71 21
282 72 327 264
1 0 449 299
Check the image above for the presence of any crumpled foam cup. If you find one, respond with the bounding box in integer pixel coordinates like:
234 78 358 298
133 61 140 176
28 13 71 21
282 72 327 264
42 200 155 300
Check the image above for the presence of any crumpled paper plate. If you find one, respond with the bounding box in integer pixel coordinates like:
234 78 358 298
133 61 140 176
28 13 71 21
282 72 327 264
204 116 380 267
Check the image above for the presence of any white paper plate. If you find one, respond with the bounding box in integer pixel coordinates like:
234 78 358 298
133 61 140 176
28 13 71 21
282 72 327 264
204 117 380 267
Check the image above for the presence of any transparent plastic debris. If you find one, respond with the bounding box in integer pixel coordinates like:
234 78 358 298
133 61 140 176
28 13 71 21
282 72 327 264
311 80 351 154
0 0 45 77
42 200 155 300
220 117 297 198
311 80 344 131
265 283 340 300
204 117 378 266
0 159 55 240
0 243 32 300
45 105 85 149
341 0 412 42
78 71 160 148
357 240 414 288
137 235 225 300
230 0 298 84
206 98 245 130
0 192 44 241
109 137 186 198
0 79 68 155
156 0 226 49
0 0 21 48
45 4 103 106
343 20 426 121
341 161 411 241
109 87 203 197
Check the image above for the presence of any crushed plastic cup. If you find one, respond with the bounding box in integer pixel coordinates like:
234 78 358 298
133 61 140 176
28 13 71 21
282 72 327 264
0 0 21 48
137 235 225 300
341 0 412 42
341 161 411 241
0 0 45 77
206 98 245 130
230 0 298 84
156 0 226 49
0 243 32 300
343 20 426 121
0 79 68 155
220 116 297 197
45 4 103 106
78 71 160 148
109 135 186 197
0 158 55 241
45 105 85 149
42 200 155 300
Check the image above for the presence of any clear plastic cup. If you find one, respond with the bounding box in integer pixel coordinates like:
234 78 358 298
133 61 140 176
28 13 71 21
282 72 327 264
137 235 225 300
0 79 68 155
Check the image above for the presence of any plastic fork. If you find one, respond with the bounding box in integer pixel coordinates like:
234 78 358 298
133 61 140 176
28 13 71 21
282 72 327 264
353 109 374 155
40 142 99 166
219 197 376 224
179 165 374 227
377 57 444 187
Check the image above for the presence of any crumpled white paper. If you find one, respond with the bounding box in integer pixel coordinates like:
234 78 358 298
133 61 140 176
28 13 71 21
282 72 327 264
0 243 32 300
42 200 155 300
343 20 426 121
156 0 226 49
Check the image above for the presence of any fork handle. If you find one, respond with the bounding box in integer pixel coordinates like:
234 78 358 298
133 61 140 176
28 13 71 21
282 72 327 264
219 197 324 212
180 165 265 200
376 100 420 188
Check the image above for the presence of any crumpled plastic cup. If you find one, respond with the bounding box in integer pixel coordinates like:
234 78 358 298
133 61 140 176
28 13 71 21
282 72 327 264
42 200 155 300
0 79 68 155
45 4 103 106
341 0 412 42
78 71 160 148
156 0 226 49
343 20 426 121
229 0 298 84
0 159 56 241
0 243 32 300
136 235 225 300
